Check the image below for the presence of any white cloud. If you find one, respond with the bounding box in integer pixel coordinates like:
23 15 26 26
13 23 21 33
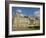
16 9 22 13
34 10 40 15
33 10 40 18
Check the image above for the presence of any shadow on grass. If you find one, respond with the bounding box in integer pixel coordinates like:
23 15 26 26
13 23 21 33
28 26 40 30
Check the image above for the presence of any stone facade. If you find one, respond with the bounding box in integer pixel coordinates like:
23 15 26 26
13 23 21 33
12 12 40 31
12 12 30 28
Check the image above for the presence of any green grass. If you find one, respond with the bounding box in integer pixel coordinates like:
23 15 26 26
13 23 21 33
28 26 40 30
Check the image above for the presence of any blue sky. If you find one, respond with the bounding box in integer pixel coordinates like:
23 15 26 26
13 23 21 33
12 7 40 16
